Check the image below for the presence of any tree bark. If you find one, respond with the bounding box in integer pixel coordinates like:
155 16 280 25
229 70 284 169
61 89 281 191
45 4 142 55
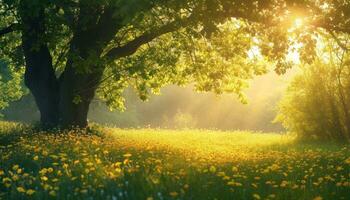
59 61 103 128
58 26 105 128
20 1 60 127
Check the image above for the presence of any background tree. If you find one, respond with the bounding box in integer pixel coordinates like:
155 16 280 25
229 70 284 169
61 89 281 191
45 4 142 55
276 35 350 142
0 0 349 127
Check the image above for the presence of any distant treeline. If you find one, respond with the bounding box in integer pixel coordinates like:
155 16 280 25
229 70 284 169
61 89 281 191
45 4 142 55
2 72 288 132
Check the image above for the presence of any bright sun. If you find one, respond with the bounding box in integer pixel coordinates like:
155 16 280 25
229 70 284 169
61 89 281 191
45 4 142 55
294 18 304 28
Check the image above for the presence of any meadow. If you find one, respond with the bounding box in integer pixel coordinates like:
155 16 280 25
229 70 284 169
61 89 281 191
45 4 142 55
0 121 349 200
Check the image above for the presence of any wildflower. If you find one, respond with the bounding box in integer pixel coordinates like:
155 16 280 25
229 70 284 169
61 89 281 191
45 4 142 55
26 189 35 195
12 174 19 181
123 153 132 158
147 197 154 200
12 165 19 171
336 166 343 171
313 196 322 200
17 187 26 193
232 166 238 172
169 192 178 197
41 176 48 181
209 166 216 173
280 181 288 187
253 193 261 199
80 189 88 194
33 155 39 161
345 157 350 164
0 170 4 176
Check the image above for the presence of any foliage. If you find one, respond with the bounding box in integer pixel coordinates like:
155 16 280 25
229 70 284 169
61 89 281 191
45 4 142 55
2 0 348 116
0 122 349 199
0 60 25 111
276 37 350 142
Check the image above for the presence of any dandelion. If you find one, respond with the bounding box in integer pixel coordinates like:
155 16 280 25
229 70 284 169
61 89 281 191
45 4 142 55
41 176 48 181
17 187 26 193
12 165 19 171
209 166 216 173
169 192 178 197
313 196 322 200
232 166 238 172
12 174 19 181
26 189 35 195
123 153 132 157
345 157 350 164
80 189 88 194
253 193 261 199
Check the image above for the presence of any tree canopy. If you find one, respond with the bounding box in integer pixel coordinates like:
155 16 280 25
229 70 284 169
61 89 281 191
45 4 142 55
0 0 349 127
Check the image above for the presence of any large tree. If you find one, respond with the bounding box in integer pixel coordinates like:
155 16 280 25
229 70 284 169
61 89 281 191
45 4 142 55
0 0 349 127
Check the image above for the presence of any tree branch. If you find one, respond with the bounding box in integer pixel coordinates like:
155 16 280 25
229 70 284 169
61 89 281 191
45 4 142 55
105 17 193 60
0 23 17 37
329 31 349 51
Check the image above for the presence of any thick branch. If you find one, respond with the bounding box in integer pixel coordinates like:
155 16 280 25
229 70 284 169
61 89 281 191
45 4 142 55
105 17 192 60
0 23 17 37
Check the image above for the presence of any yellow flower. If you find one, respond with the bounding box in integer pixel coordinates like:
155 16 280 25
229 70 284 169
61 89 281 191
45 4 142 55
232 166 238 172
253 193 261 200
336 166 343 171
33 155 39 161
17 187 26 193
345 157 350 164
80 189 88 194
0 170 4 176
313 196 322 200
123 153 132 158
26 189 35 195
12 165 19 171
40 168 48 175
41 176 48 181
209 166 216 173
146 197 154 200
280 180 288 187
169 192 178 197
12 174 19 181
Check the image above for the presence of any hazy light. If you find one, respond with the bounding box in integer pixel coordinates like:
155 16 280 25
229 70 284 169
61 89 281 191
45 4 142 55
294 18 304 28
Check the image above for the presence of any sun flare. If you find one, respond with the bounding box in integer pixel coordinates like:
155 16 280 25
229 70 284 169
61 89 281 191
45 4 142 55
294 18 304 28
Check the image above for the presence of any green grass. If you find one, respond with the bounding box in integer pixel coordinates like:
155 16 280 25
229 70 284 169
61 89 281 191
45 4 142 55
0 122 349 200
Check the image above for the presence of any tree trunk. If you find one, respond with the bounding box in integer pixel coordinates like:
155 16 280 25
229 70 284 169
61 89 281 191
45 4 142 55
20 1 60 127
58 31 105 128
59 62 103 128
22 43 60 127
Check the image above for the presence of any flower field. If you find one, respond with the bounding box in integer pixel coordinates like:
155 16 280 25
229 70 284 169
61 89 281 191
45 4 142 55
0 122 349 200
